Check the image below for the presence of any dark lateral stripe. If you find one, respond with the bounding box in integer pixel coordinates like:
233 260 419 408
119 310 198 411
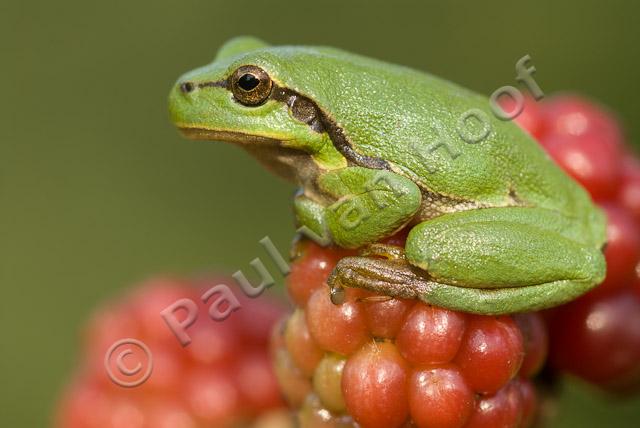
271 85 390 170
195 77 390 171
197 80 227 89
320 116 390 170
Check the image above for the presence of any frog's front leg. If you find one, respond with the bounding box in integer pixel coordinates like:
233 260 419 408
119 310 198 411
294 191 332 246
330 207 606 314
294 167 422 248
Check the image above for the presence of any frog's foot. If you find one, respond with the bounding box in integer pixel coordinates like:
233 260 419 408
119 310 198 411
327 255 431 305
346 245 408 304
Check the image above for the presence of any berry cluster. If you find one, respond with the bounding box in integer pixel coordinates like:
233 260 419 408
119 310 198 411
54 93 640 428
512 95 640 393
274 242 546 428
274 93 640 427
56 278 292 428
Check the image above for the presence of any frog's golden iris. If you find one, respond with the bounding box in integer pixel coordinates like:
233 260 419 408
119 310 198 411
230 65 273 106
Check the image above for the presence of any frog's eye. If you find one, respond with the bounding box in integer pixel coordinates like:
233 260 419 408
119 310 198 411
230 65 273 106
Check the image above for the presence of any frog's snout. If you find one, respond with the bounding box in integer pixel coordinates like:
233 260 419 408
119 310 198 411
168 80 198 126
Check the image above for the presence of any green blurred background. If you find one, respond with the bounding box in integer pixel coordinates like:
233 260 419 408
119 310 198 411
2 0 639 426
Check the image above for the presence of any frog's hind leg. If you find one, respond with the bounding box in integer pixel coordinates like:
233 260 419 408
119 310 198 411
406 207 606 288
329 206 606 314
328 254 605 315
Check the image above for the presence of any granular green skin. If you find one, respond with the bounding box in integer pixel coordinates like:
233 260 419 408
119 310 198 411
169 37 606 314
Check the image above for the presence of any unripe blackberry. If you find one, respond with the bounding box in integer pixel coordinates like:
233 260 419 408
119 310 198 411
525 94 640 394
56 277 293 428
276 241 546 428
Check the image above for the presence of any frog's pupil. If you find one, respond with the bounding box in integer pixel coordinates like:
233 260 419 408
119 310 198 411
238 74 260 91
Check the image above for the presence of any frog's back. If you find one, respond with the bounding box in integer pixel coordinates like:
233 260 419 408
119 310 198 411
245 45 603 243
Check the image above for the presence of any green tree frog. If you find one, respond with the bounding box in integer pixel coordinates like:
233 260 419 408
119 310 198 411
168 37 606 314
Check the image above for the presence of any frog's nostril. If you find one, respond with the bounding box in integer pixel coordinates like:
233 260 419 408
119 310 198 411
179 82 195 94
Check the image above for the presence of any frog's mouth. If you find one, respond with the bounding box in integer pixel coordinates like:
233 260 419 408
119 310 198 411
177 126 286 147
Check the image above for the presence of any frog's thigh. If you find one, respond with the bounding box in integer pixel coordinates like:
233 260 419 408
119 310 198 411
421 278 598 314
320 167 422 248
406 207 606 288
